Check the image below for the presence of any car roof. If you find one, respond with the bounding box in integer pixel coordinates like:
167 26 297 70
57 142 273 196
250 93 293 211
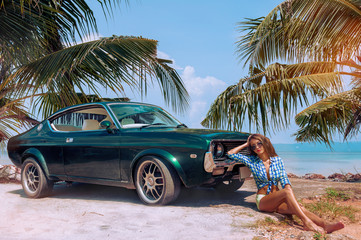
48 101 161 119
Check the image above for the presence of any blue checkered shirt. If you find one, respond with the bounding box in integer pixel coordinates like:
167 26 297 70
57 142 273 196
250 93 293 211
228 153 291 194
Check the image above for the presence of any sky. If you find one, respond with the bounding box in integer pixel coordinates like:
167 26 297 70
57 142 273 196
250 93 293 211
84 0 358 144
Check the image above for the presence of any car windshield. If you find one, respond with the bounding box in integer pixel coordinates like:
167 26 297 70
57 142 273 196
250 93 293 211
108 104 181 128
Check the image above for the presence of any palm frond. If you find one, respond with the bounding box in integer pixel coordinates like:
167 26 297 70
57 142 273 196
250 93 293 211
8 36 188 117
202 61 341 134
294 88 361 144
237 0 361 68
201 84 240 130
344 108 361 139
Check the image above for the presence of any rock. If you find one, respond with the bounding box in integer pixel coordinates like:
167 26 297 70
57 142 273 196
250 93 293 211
328 173 345 181
297 231 314 240
345 173 361 182
0 165 21 183
353 173 361 181
287 173 299 178
328 173 361 182
303 173 326 179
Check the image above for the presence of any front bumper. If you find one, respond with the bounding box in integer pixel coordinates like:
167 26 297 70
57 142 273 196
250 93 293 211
204 152 251 179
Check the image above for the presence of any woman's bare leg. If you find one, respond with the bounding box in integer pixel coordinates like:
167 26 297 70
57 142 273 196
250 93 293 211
277 202 344 233
301 207 344 233
258 188 325 233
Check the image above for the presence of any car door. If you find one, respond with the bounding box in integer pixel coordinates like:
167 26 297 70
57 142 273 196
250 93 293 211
50 105 121 180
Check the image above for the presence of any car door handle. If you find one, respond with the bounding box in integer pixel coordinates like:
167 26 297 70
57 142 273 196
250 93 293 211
66 138 73 143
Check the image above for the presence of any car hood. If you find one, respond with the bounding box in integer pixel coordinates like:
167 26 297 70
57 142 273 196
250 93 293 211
138 127 249 140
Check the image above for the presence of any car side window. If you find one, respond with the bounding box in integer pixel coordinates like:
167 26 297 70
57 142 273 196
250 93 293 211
50 106 114 132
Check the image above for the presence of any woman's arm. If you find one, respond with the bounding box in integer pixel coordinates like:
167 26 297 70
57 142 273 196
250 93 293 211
227 142 249 155
277 157 292 189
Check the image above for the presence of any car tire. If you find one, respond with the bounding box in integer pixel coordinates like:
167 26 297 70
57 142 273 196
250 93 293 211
21 158 54 198
135 156 180 205
214 179 245 193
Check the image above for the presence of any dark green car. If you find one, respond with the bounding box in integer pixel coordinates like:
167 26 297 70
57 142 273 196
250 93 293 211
7 102 251 205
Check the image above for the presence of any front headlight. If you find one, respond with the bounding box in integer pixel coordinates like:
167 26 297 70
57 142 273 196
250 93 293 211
213 143 224 158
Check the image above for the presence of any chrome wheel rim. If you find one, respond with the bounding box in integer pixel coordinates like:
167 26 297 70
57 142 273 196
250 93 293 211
24 163 40 193
138 161 164 202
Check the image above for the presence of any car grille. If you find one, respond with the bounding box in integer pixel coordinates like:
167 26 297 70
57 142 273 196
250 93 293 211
210 139 249 160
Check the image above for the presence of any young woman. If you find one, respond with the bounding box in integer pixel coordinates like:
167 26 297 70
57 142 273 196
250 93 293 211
227 134 344 234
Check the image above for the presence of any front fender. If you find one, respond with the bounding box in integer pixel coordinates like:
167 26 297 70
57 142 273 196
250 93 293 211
22 148 50 177
131 148 187 185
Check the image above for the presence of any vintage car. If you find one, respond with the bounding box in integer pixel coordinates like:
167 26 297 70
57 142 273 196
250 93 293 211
7 102 251 205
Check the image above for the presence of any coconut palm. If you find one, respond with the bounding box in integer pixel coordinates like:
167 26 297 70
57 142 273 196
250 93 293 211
0 82 41 149
0 0 188 143
202 0 361 144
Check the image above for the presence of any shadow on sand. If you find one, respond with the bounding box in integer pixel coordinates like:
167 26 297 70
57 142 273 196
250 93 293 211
10 182 257 208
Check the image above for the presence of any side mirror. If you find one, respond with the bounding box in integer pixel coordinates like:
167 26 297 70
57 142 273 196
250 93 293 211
100 121 114 134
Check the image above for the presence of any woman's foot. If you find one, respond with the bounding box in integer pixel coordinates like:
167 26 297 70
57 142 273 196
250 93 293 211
303 220 326 233
325 222 344 233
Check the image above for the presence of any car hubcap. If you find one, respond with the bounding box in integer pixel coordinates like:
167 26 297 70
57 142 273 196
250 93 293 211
140 161 164 201
25 164 39 193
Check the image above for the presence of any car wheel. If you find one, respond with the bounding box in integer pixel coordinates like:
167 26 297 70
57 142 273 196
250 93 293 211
214 179 245 193
21 158 54 198
135 156 180 205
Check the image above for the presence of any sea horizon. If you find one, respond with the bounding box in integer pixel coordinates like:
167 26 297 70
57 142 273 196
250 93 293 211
274 142 361 176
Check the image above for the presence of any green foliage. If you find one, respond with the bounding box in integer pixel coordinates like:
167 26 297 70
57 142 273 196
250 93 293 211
304 188 359 223
264 216 276 225
305 200 358 222
313 232 327 240
325 188 351 201
10 36 188 118
203 0 361 144
0 0 189 147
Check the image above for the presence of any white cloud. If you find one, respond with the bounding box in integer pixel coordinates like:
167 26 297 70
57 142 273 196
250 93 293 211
104 52 228 129
157 51 183 70
176 66 227 128
189 101 207 119
181 66 226 97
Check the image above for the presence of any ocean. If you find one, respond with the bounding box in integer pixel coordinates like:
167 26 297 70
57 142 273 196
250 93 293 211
275 142 361 176
1 142 360 177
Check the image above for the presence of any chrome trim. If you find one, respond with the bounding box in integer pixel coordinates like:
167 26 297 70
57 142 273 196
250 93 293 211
204 152 216 173
46 104 120 133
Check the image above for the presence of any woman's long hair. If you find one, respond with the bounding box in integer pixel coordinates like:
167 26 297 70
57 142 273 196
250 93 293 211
247 134 278 157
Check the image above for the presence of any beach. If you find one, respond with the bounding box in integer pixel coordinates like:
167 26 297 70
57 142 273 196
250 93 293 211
1 177 360 240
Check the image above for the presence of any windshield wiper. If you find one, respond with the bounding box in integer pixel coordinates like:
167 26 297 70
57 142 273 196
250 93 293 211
140 123 167 129
176 123 188 128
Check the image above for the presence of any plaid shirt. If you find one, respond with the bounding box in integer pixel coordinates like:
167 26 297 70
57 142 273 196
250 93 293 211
228 153 291 194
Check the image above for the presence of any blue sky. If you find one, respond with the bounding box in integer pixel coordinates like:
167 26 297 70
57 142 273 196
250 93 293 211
85 0 358 144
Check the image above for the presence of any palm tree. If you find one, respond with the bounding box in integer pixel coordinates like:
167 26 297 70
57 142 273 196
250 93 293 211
0 83 41 149
0 0 189 143
202 0 361 144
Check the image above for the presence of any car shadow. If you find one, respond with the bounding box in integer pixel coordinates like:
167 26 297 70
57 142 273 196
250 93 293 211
8 182 141 204
10 182 257 209
52 182 141 204
174 186 256 208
